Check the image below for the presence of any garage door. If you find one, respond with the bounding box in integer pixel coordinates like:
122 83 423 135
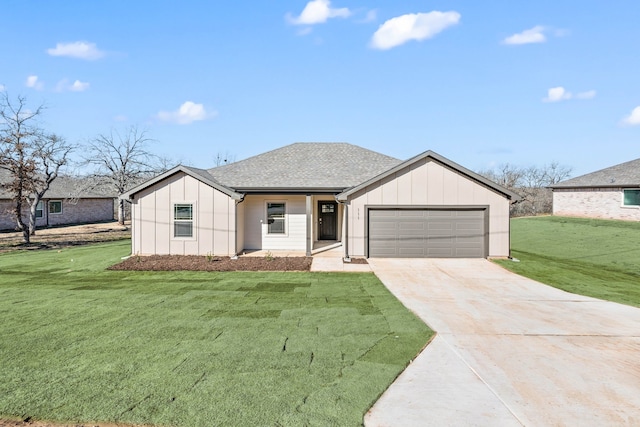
368 209 486 258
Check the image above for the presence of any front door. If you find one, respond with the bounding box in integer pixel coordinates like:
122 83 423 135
318 201 337 240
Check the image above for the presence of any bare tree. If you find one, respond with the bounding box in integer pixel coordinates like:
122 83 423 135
84 126 167 225
478 162 572 216
0 94 73 243
212 151 236 167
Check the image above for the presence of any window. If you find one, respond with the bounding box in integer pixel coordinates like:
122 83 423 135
321 203 335 213
35 201 44 218
174 203 193 238
623 189 640 207
267 202 285 234
49 200 62 214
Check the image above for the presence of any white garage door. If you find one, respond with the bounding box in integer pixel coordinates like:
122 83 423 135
368 209 487 258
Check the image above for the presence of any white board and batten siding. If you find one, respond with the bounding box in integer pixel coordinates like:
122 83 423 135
131 172 237 256
242 195 307 251
346 158 511 257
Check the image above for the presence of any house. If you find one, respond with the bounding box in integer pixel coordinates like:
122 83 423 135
551 158 640 221
122 143 519 258
0 170 116 231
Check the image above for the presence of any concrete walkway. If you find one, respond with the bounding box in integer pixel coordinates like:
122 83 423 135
365 258 640 426
243 245 372 272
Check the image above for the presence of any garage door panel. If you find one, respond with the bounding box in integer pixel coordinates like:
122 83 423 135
370 210 398 218
454 210 484 218
427 248 455 257
399 221 426 232
369 208 486 258
398 210 426 218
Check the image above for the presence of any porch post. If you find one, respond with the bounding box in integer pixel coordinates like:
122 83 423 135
305 194 312 256
343 201 350 261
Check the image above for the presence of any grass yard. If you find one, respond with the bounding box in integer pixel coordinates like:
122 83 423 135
0 241 433 426
495 216 640 307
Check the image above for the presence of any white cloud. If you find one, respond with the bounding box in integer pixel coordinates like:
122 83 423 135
370 11 460 50
157 101 216 125
47 41 105 60
70 80 90 92
286 0 351 25
621 106 640 126
25 75 44 90
54 79 90 92
543 87 596 102
544 86 572 102
575 90 596 100
359 9 377 23
0 84 5 92
503 26 546 45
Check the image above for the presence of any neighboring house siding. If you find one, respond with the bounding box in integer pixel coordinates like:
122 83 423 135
131 172 236 256
553 188 640 221
242 195 307 251
47 199 114 226
346 158 511 257
0 201 42 230
1 198 113 231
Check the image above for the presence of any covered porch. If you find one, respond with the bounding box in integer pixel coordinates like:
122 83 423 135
239 194 348 257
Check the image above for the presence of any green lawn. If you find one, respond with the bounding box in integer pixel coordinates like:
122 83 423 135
0 241 432 426
494 216 640 307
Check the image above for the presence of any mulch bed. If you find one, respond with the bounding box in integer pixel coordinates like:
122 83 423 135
109 255 313 272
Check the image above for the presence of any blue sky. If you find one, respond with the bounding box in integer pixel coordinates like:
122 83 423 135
2 1 640 176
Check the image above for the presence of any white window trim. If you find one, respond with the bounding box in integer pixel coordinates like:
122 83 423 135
621 189 640 209
265 200 288 237
172 201 197 240
49 200 63 215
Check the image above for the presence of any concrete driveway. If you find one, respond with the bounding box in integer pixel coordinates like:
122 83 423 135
365 259 640 426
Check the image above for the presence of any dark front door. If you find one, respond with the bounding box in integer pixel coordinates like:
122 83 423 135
318 201 337 240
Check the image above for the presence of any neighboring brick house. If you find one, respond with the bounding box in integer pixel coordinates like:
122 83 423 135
0 170 116 231
551 158 640 221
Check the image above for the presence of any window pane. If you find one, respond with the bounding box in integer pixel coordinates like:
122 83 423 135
267 203 285 234
174 204 193 220
36 201 44 218
623 190 640 206
269 218 285 234
49 201 62 214
174 222 193 237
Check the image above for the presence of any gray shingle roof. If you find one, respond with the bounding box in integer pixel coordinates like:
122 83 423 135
207 142 402 190
0 169 116 199
121 165 243 200
552 158 640 188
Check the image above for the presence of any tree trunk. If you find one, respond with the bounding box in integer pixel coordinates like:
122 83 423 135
13 198 30 244
28 196 40 236
118 198 125 225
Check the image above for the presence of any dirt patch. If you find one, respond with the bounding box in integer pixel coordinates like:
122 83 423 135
0 222 131 253
109 254 312 272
